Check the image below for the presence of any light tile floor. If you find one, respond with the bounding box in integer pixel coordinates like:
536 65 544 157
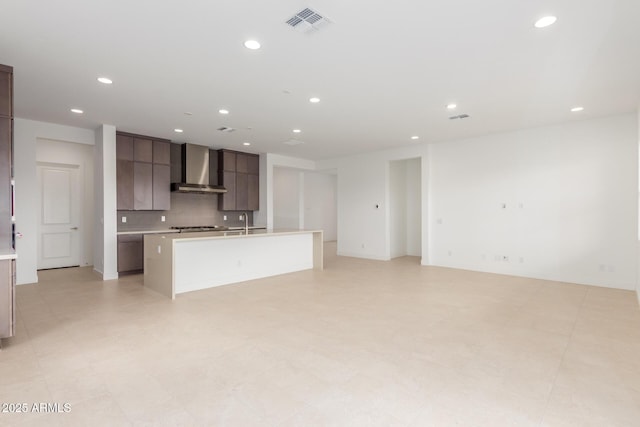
1 243 640 426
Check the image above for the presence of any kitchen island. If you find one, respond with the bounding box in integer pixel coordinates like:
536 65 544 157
143 229 323 299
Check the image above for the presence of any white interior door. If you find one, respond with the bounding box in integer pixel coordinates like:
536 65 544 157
37 164 81 269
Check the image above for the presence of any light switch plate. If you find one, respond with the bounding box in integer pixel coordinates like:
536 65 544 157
161 216 166 222
121 217 127 223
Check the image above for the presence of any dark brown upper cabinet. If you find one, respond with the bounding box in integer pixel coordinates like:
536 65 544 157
116 132 171 211
0 65 13 119
218 149 259 211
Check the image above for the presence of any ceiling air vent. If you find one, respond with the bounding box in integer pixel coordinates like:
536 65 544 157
286 8 331 34
449 114 470 120
217 126 236 132
283 139 305 146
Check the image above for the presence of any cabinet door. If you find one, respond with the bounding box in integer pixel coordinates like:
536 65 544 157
0 118 9 248
116 159 134 210
116 134 134 160
134 162 153 210
236 153 248 173
220 150 236 172
219 171 236 211
0 69 11 118
0 259 13 338
134 138 153 163
248 174 259 211
153 140 170 165
153 164 170 210
117 235 143 273
236 173 248 210
247 154 259 175
209 150 218 186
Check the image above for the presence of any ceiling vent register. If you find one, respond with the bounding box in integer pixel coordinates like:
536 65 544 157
286 8 332 33
449 114 470 120
217 126 236 132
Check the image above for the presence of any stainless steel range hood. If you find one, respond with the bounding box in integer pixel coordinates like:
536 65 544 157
171 143 227 194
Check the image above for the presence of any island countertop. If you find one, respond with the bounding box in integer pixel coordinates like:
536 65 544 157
143 229 323 299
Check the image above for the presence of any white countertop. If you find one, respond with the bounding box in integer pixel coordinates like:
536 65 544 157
149 228 322 242
117 229 180 235
0 249 17 260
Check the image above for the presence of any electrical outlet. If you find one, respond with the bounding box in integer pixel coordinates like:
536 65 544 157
121 217 126 223
161 216 165 222
239 215 243 220
223 215 227 221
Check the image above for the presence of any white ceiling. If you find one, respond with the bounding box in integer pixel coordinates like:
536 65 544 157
1 0 639 160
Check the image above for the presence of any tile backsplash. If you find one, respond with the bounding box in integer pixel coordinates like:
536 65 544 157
118 192 254 231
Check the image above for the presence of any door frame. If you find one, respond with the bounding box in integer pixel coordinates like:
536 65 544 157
36 161 84 269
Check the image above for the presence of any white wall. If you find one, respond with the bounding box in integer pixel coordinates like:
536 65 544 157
14 119 95 284
273 166 338 241
390 161 407 258
406 158 422 256
36 139 94 267
256 153 315 229
304 172 337 241
273 167 302 229
94 125 118 280
318 145 428 261
428 114 637 290
390 158 422 259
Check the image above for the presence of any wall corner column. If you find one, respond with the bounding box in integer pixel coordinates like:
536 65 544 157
94 124 118 280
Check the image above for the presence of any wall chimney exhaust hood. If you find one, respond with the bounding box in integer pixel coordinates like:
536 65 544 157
171 143 227 194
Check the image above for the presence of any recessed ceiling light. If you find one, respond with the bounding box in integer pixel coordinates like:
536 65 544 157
309 97 320 103
70 108 83 114
174 128 184 133
571 106 584 112
243 142 251 146
219 109 229 115
446 104 457 110
411 136 419 140
97 77 113 85
244 40 261 50
534 16 557 28
293 129 301 133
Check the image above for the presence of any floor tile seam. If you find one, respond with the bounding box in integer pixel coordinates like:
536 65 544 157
538 288 588 425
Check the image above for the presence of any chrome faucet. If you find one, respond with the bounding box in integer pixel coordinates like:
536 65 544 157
243 212 249 234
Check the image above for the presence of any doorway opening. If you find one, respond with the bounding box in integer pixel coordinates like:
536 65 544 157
389 158 422 259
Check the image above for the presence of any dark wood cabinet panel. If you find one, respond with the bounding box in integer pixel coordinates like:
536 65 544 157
116 134 134 160
219 171 236 211
208 149 218 186
236 173 248 210
117 234 143 273
134 162 153 210
236 153 248 174
0 118 10 248
0 69 12 119
248 173 259 211
170 143 182 183
247 155 259 175
153 140 170 165
116 159 134 210
220 150 236 172
152 164 170 210
217 149 259 211
134 138 153 163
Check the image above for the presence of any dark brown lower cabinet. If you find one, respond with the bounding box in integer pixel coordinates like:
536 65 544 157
152 164 170 210
133 162 153 210
117 234 143 273
0 259 15 342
